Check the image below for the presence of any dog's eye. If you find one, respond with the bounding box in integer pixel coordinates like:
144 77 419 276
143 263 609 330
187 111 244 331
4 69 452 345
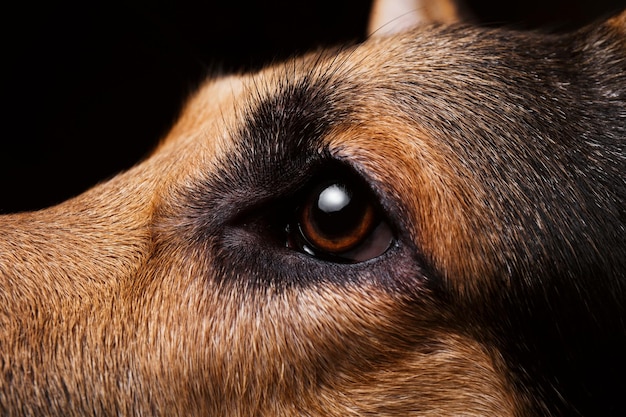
285 172 393 263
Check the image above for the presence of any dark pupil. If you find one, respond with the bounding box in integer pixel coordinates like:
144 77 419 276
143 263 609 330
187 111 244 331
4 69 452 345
311 183 355 238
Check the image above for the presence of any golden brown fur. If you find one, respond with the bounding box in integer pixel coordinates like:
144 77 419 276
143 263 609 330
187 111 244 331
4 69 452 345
1 3 625 416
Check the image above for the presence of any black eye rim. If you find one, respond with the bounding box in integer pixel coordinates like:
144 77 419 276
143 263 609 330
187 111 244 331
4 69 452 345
225 159 399 265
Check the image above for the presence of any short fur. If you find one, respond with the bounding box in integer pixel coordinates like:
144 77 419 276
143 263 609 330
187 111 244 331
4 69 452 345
1 5 625 417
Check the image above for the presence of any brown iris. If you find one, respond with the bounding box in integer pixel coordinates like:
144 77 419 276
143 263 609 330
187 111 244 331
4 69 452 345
301 182 375 253
288 175 393 263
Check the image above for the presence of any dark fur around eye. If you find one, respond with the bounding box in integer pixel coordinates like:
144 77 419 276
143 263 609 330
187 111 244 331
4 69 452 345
231 162 395 265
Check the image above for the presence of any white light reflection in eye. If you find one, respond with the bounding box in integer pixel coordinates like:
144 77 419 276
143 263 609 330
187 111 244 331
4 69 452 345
317 184 350 213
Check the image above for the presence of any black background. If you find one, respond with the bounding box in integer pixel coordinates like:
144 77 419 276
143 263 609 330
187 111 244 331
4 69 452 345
1 0 625 213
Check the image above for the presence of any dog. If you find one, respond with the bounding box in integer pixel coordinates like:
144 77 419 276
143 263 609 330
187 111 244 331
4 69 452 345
1 0 624 415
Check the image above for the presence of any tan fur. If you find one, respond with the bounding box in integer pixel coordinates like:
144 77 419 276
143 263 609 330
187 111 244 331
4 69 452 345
0 56 522 417
1 5 625 417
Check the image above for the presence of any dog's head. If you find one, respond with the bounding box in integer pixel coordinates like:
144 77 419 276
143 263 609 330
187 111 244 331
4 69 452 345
1 2 625 416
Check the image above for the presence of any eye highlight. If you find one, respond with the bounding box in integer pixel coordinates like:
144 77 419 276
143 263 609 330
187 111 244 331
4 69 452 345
286 168 394 263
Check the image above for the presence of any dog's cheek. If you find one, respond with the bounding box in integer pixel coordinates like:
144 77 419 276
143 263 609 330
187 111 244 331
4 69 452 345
121 197 521 414
121 253 521 416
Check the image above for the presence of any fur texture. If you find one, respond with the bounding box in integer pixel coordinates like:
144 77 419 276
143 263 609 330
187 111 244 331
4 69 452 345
1 6 625 417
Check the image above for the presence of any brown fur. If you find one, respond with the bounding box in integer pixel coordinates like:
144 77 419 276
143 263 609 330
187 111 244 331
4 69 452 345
1 4 625 417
